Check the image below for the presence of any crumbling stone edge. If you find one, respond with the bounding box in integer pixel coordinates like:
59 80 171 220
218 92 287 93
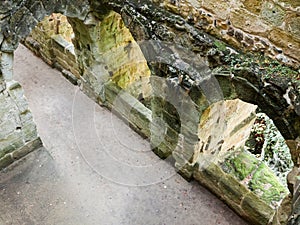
0 137 43 170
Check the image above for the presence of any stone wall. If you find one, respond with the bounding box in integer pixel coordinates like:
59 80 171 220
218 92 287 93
68 11 151 99
26 18 294 223
25 11 152 100
0 0 90 169
1 1 300 224
155 0 300 68
0 53 42 169
24 14 80 80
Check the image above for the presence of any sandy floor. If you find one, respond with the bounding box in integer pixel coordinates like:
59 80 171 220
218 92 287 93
0 44 248 225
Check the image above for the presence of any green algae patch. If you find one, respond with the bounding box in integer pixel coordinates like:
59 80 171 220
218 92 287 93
249 163 289 205
223 151 259 181
223 150 289 206
214 40 227 52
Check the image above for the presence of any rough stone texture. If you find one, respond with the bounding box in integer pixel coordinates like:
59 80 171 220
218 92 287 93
0 0 90 52
25 11 151 99
25 32 81 79
271 194 293 225
0 1 299 224
68 11 151 99
1 0 299 145
224 150 289 205
195 99 257 165
101 0 299 144
0 79 41 169
154 0 300 67
191 100 290 224
23 14 74 66
231 9 270 35
268 28 300 61
103 81 152 138
193 162 275 225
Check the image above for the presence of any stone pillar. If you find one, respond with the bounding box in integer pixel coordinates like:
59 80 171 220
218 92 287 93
0 52 14 81
287 139 300 225
150 74 203 179
0 50 42 169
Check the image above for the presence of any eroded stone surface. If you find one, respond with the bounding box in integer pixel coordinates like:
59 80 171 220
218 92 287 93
0 80 40 169
0 1 299 224
195 99 257 165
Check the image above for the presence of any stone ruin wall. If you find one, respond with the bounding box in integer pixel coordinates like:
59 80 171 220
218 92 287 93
1 1 300 224
23 12 299 225
155 0 300 68
0 74 42 169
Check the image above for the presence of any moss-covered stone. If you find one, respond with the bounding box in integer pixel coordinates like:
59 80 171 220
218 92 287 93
94 11 151 96
219 174 249 204
224 151 259 181
0 153 14 169
249 163 289 205
1 1 300 224
242 192 275 225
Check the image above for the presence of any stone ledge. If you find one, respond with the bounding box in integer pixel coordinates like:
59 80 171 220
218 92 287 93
24 33 81 80
193 162 277 225
103 81 152 138
0 137 43 170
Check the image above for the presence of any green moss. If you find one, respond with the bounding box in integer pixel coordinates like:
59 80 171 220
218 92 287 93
223 151 259 181
97 11 132 52
112 70 130 89
249 163 289 205
214 40 227 52
223 150 289 206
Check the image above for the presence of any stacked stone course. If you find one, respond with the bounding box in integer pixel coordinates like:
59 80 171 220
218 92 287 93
0 1 299 224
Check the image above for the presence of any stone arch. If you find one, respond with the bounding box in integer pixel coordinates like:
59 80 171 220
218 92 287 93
215 72 299 141
1 1 300 224
0 1 90 53
109 0 299 168
1 0 298 146
67 11 151 100
0 1 89 169
107 3 299 224
110 2 300 143
0 1 152 168
4 2 298 142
